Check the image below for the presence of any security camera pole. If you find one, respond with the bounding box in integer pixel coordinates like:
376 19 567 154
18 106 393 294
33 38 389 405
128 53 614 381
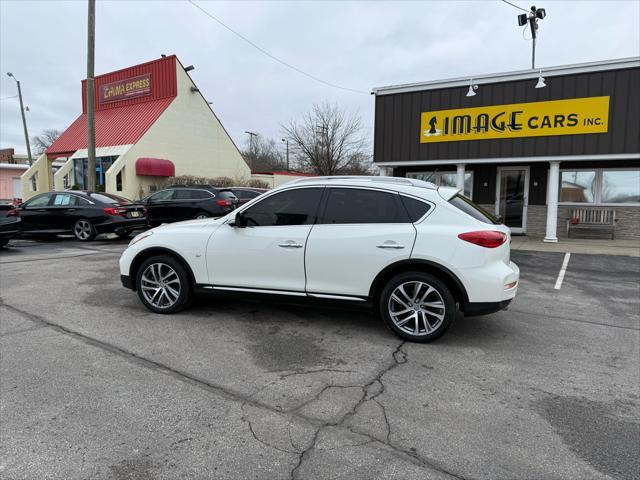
518 5 546 69
86 0 96 191
6 72 33 165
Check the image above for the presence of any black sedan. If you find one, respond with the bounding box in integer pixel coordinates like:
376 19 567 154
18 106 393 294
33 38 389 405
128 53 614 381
142 185 238 226
0 216 21 248
15 191 148 241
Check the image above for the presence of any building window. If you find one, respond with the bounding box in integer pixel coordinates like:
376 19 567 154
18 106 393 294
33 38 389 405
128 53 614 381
406 171 473 198
63 173 71 189
116 168 124 191
559 168 640 205
29 173 38 192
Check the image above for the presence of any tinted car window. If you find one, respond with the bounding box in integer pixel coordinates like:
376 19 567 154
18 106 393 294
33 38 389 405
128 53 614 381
219 191 238 201
236 189 260 200
191 189 213 199
24 194 52 207
173 189 207 200
90 193 130 204
400 196 431 222
148 190 174 202
322 188 407 224
242 188 321 226
449 194 499 224
52 194 78 206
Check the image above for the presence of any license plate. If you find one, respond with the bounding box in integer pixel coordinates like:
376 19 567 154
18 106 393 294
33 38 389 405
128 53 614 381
130 211 140 218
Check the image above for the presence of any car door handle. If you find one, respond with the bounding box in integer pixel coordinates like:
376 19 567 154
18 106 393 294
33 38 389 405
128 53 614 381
66 209 76 212
38 209 47 212
278 242 303 248
376 243 405 249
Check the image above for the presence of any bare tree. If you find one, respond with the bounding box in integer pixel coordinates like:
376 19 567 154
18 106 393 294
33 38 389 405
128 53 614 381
282 102 370 175
31 129 61 155
241 135 286 172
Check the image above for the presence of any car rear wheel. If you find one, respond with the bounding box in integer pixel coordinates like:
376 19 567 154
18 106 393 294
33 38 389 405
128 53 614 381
194 212 209 219
135 255 192 314
379 272 455 343
74 219 96 241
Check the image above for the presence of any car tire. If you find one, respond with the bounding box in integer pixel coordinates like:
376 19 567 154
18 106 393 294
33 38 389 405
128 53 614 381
379 271 455 343
73 218 97 241
194 212 210 219
135 255 192 314
116 229 132 239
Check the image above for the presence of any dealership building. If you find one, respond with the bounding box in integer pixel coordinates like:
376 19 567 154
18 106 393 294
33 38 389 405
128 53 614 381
21 55 250 200
373 57 640 241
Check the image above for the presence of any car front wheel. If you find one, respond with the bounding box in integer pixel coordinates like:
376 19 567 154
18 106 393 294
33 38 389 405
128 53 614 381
135 255 192 314
379 272 455 342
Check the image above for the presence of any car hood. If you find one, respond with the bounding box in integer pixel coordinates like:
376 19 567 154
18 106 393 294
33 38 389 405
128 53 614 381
152 216 228 231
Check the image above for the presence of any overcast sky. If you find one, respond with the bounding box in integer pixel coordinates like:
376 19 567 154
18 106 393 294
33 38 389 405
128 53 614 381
1 0 639 155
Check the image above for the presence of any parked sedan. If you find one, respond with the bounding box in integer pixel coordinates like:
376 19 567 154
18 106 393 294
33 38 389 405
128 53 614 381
142 185 238 227
0 216 21 247
15 191 148 241
230 187 268 206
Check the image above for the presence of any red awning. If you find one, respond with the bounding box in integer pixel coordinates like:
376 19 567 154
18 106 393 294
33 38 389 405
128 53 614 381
46 98 174 155
135 157 175 177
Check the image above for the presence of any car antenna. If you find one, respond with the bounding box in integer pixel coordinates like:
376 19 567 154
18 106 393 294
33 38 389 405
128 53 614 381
424 168 438 183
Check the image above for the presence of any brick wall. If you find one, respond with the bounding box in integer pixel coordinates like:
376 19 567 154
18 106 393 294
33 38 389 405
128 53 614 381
476 203 640 240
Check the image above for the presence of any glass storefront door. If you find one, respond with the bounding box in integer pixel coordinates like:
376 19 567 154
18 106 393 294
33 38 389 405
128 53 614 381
496 167 529 234
73 156 117 190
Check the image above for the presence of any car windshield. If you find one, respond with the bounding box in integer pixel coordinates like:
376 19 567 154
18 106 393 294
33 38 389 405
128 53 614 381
89 192 131 204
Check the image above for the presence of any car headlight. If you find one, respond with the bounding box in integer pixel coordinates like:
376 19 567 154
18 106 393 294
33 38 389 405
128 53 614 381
129 231 153 247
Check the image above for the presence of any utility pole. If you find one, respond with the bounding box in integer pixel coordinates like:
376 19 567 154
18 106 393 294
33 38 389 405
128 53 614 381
6 73 32 165
86 0 96 191
244 131 258 170
281 138 289 171
518 5 546 69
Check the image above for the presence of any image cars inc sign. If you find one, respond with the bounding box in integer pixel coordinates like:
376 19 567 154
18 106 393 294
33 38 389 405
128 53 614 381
420 96 610 143
99 74 151 104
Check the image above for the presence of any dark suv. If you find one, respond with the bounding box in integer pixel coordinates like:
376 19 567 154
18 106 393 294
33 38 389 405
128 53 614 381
142 185 238 226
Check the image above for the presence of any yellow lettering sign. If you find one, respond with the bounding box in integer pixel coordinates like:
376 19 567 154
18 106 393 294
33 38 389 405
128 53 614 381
420 96 610 143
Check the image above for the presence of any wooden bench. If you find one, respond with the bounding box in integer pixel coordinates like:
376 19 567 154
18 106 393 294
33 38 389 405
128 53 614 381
567 208 616 239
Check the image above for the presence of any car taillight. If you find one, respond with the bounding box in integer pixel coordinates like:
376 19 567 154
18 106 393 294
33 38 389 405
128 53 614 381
6 208 18 217
103 207 127 216
458 231 507 248
216 199 232 207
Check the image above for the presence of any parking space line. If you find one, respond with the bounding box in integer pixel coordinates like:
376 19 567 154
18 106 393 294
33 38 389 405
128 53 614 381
554 253 571 290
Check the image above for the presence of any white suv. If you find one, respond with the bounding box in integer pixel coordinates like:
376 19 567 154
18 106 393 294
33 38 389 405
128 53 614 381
119 176 519 342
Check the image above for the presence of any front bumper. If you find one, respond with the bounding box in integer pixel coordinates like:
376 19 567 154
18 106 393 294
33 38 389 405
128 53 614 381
121 274 134 290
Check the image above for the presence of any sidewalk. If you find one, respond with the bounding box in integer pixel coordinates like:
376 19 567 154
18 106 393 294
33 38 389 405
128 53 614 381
510 236 640 257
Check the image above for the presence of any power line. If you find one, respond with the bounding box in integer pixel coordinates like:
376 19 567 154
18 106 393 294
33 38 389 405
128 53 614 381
500 0 528 13
187 0 368 95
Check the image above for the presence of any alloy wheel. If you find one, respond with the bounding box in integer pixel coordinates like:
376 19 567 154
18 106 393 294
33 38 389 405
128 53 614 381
140 263 182 309
195 213 209 219
74 220 93 240
388 281 446 336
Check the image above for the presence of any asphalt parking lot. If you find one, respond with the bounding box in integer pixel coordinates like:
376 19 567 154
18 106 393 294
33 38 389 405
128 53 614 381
1 237 639 480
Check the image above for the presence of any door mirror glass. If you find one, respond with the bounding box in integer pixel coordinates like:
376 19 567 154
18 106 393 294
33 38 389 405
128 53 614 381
232 211 247 227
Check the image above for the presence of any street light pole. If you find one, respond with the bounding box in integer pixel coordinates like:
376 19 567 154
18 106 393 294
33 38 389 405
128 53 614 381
6 72 33 165
86 0 97 191
281 138 289 171
244 131 257 170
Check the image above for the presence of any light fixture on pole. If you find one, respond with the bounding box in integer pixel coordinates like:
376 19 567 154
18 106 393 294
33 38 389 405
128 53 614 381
466 79 478 97
517 5 546 69
281 138 289 171
6 72 33 165
535 69 546 89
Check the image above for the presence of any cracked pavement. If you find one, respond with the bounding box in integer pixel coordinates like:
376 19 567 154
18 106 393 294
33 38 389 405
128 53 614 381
1 238 639 479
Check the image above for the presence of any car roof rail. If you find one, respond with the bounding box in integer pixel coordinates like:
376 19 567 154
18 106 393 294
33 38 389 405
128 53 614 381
291 175 437 189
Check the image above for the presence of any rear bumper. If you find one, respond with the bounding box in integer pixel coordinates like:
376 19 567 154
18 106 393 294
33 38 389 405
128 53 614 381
95 218 149 234
121 274 134 290
463 299 512 316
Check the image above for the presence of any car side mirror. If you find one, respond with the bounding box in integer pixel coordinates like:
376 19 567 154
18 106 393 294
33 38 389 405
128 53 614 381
231 211 247 228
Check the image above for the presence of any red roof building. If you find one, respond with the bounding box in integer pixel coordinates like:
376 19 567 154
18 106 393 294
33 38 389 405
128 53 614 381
22 55 249 200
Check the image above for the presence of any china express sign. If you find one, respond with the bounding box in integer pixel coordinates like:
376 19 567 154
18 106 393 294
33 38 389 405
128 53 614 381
99 74 152 104
420 96 609 143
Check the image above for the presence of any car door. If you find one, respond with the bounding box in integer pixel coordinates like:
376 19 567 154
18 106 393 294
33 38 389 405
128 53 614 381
171 189 200 220
305 187 417 298
50 193 81 230
144 189 174 225
18 193 55 231
206 187 323 293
